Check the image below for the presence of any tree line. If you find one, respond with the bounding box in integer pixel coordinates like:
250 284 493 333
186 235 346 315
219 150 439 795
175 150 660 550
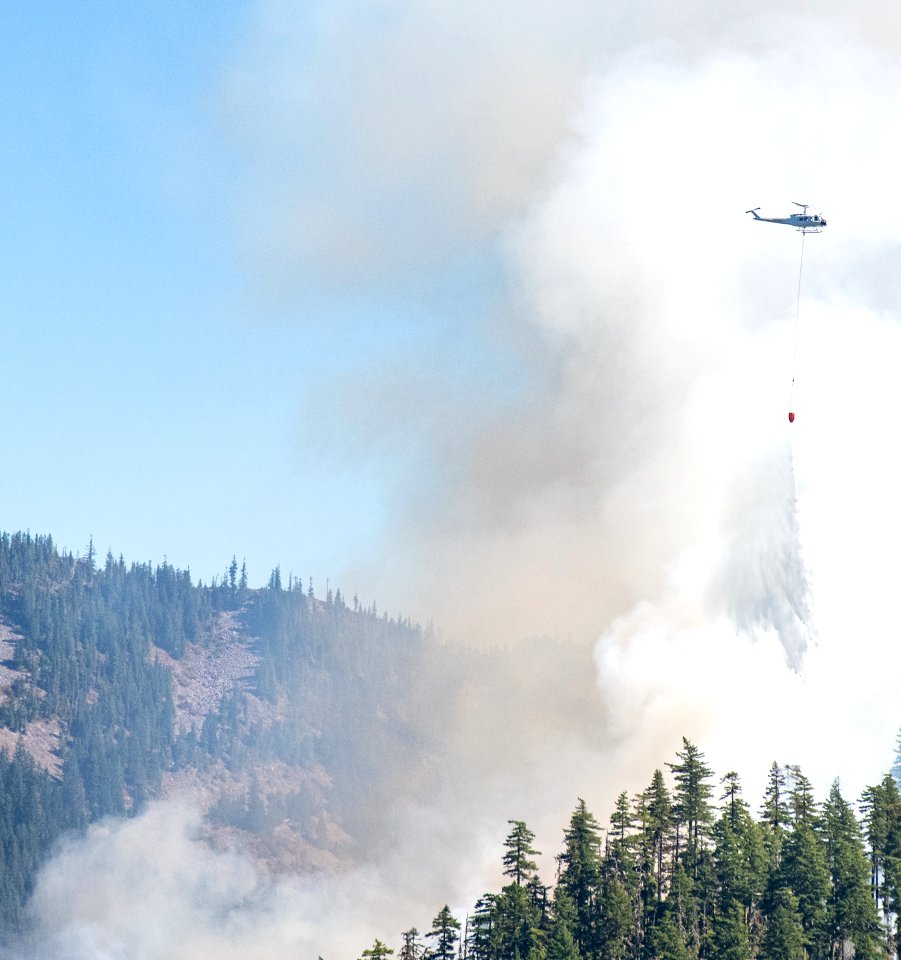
0 531 427 928
357 739 901 960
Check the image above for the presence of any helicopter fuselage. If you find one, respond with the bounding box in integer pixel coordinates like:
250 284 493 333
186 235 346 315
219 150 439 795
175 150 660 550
746 208 827 232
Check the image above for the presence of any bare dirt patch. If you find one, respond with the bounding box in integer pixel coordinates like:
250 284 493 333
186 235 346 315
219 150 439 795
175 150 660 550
0 718 63 779
154 610 260 733
0 621 61 776
0 619 26 691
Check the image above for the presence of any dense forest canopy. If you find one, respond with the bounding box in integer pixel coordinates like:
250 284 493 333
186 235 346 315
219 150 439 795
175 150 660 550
0 531 428 928
369 741 901 960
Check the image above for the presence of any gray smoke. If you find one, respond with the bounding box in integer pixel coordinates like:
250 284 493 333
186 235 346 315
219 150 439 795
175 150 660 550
15 2 901 957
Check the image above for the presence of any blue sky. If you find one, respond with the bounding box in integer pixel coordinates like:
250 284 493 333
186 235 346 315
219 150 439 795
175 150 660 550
1 2 506 593
11 0 901 923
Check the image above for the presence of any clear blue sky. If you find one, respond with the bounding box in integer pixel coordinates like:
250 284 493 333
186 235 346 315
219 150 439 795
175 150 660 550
1 2 504 593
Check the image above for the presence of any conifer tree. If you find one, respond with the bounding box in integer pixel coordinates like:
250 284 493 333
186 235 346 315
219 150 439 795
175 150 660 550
718 772 743 826
640 769 673 905
361 939 395 960
398 930 422 960
546 889 580 960
859 769 901 954
631 788 653 933
760 887 807 960
778 816 830 959
595 872 633 960
873 773 901 957
494 881 544 960
760 762 789 900
607 792 635 878
761 763 789 833
665 860 704 956
713 772 767 929
503 820 540 887
667 738 714 875
557 799 602 957
708 899 752 960
860 783 888 907
426 906 461 960
645 908 691 960
786 765 817 827
822 781 881 960
526 875 550 929
468 896 500 960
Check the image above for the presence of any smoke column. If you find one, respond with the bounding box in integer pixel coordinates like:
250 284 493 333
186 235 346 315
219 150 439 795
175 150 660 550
14 3 901 958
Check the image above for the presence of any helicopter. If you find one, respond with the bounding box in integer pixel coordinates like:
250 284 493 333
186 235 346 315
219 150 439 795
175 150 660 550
745 202 827 233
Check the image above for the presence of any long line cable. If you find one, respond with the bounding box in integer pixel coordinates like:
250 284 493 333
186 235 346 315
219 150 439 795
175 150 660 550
788 230 806 422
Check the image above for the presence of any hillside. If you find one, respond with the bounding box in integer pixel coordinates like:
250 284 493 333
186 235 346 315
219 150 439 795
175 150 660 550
0 531 441 926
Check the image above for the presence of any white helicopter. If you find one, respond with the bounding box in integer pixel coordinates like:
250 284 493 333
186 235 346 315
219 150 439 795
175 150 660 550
745 202 827 233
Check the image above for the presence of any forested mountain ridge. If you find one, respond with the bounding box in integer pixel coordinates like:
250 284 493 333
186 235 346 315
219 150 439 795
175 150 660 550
0 531 436 927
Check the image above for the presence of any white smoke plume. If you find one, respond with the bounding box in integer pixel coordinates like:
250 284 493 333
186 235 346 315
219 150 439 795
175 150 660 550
19 803 401 960
14 2 901 957
235 0 901 889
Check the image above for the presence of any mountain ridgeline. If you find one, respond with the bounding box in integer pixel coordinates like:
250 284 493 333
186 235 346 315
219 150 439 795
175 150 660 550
0 531 434 927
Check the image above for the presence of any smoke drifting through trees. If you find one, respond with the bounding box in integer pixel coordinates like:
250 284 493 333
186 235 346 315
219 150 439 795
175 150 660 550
13 0 901 956
17 745 901 960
